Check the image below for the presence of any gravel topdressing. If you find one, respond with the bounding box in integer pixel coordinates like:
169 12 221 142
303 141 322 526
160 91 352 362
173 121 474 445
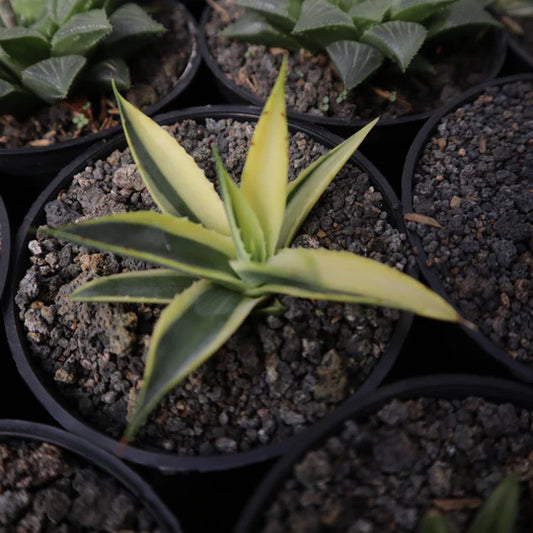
408 80 533 362
16 118 413 456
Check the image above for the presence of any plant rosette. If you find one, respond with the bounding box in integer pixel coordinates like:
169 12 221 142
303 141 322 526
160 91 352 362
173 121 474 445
402 74 533 383
0 420 181 531
199 0 505 141
6 104 425 472
0 0 201 177
236 375 533 533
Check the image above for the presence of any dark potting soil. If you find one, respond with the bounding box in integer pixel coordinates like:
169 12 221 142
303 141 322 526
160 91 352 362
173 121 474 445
0 1 192 149
261 396 533 532
205 0 499 121
0 439 159 531
16 119 414 455
408 80 532 363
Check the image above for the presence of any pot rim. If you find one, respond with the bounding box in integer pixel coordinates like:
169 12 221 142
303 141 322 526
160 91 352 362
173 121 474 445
5 105 414 473
0 0 201 157
236 373 533 533
198 7 506 130
0 419 181 532
401 72 533 383
0 194 10 303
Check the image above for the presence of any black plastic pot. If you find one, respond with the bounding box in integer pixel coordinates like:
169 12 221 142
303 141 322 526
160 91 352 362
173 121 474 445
236 374 533 532
5 105 413 473
402 73 533 384
198 7 506 147
0 420 181 531
0 194 10 303
0 0 201 179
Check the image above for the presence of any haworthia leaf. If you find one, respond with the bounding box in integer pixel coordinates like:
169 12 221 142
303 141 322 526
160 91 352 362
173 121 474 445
0 27 49 67
32 15 59 40
416 511 454 533
50 0 101 25
326 40 384 90
213 146 266 263
51 9 112 57
46 211 242 288
361 20 427 71
240 56 288 258
21 55 86 104
233 247 461 322
88 57 130 89
234 0 301 31
71 269 196 303
349 0 392 31
12 0 46 25
124 280 263 439
113 86 230 236
278 117 379 248
390 0 455 23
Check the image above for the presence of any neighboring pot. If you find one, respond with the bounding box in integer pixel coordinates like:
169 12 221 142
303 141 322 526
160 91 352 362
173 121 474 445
0 419 181 531
199 3 506 146
402 74 533 383
236 374 533 532
0 0 201 178
0 194 10 303
6 106 414 473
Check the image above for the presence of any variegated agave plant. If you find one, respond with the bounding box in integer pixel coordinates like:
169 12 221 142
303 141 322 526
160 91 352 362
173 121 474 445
222 0 500 91
47 58 463 440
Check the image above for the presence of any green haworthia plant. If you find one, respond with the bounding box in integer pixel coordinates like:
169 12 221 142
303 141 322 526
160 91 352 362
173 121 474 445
222 0 500 91
417 473 520 533
45 57 465 440
0 0 164 113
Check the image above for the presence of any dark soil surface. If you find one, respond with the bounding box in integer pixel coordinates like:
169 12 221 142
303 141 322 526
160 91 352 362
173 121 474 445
205 0 501 121
407 80 532 363
0 1 193 149
0 439 159 531
16 118 414 456
262 396 533 532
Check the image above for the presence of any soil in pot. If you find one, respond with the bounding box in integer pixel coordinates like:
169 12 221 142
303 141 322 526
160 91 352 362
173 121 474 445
203 0 502 122
406 80 532 364
260 395 533 532
15 117 415 456
0 438 160 531
0 0 193 149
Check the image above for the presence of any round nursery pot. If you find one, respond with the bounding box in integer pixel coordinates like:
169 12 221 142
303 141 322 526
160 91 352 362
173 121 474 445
199 1 506 145
6 106 415 473
0 420 180 531
0 194 10 303
236 374 533 532
0 0 201 178
402 74 533 383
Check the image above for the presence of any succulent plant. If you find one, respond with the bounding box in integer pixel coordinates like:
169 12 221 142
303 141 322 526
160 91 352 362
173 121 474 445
0 0 164 114
222 0 500 91
417 473 520 533
46 57 465 440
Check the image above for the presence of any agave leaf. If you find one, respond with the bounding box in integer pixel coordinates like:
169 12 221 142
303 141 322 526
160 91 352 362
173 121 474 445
222 11 303 50
240 56 288 258
46 211 242 288
234 0 301 31
124 279 263 440
71 269 196 303
467 474 520 533
361 20 427 71
326 40 384 90
426 0 500 38
88 57 130 89
0 27 49 67
390 0 456 22
21 55 86 104
102 3 164 57
234 247 462 322
113 86 230 236
51 9 112 56
349 0 392 31
416 511 455 533
278 117 379 248
293 0 360 43
213 146 267 263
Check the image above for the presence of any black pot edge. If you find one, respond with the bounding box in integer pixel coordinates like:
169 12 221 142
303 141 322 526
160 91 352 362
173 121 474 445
0 419 181 532
5 104 413 473
0 0 202 175
236 373 533 533
198 7 506 131
0 194 10 303
401 73 533 384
